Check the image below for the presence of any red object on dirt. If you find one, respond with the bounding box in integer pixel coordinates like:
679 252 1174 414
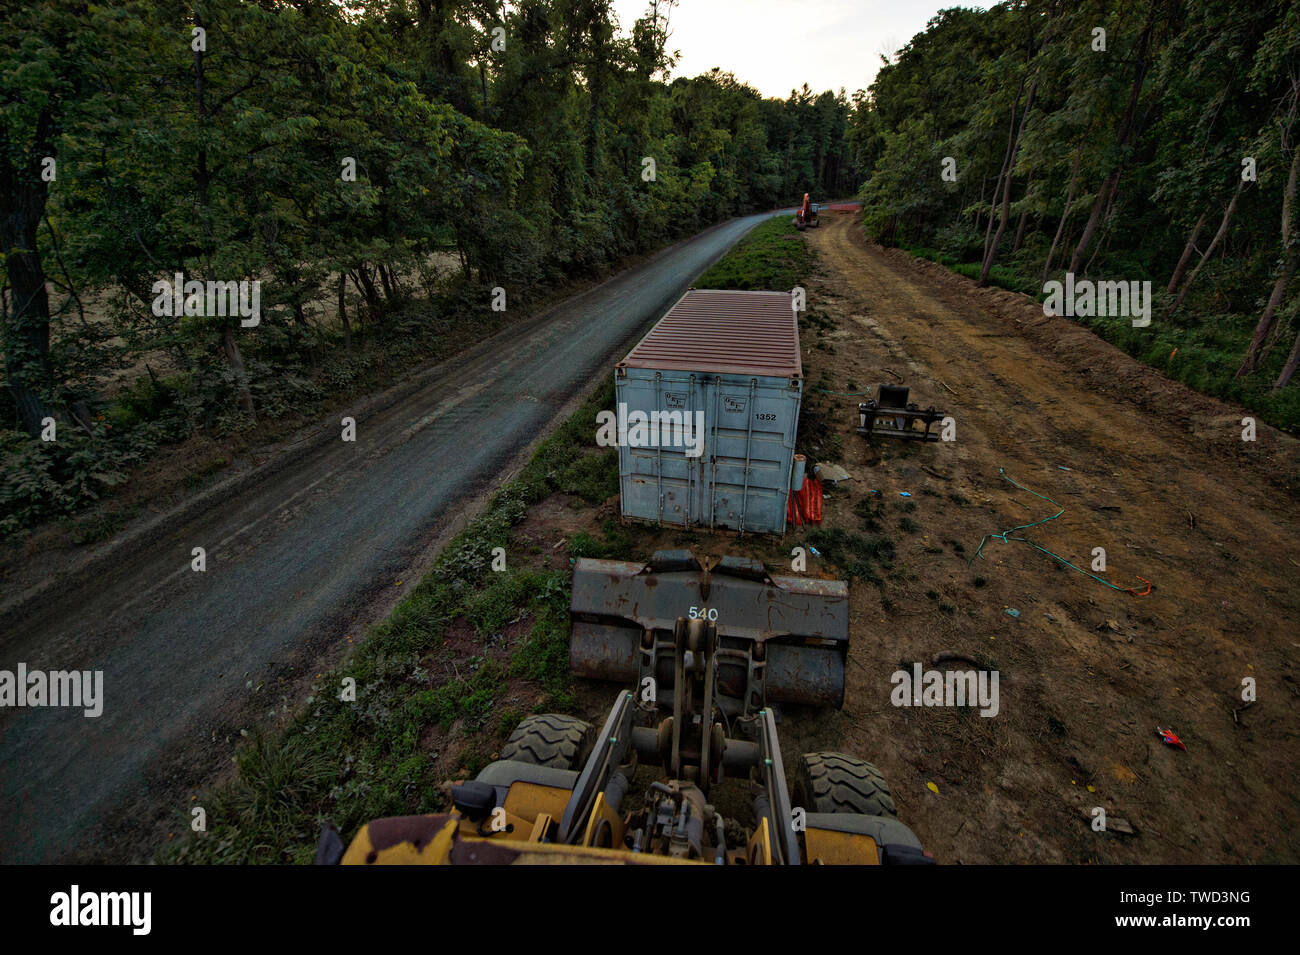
1127 575 1153 597
1157 726 1187 750
789 478 822 527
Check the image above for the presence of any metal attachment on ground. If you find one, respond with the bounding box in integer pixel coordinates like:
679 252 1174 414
857 383 946 442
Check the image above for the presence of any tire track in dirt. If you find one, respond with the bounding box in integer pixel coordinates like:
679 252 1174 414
792 213 1299 864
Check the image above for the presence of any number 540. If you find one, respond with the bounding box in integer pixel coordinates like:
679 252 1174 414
689 606 719 621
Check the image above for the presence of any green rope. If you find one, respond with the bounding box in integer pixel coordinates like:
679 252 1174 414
812 387 873 396
970 468 1145 595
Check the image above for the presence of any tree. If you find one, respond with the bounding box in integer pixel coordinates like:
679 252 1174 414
0 1 91 436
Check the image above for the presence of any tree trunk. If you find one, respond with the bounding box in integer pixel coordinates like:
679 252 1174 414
291 299 319 373
1240 142 1300 377
1070 177 1116 277
982 76 1036 285
338 272 352 355
1171 176 1245 314
1012 171 1034 253
1043 142 1083 284
193 13 255 414
1167 210 1207 294
1069 22 1153 275
353 267 381 316
0 110 56 437
1245 243 1298 377
379 263 402 302
1084 171 1122 276
1252 239 1299 376
221 324 255 416
1274 321 1300 390
982 76 1026 273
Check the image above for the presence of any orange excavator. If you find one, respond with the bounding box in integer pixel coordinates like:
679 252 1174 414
794 192 819 230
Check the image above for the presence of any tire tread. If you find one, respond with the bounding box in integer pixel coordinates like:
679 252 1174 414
499 714 592 770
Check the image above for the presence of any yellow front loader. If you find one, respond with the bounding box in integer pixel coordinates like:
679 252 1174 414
321 552 932 865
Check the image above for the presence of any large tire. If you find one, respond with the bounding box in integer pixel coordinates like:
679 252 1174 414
499 714 593 770
793 752 897 818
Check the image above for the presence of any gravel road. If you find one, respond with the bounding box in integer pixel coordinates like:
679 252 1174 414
0 211 780 862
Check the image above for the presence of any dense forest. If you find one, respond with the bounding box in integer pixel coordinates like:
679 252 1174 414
850 0 1300 426
5 0 1299 539
0 0 856 535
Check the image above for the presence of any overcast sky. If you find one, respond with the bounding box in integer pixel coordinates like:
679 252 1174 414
608 0 957 99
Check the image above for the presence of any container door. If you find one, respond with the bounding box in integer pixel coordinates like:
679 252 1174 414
707 378 761 532
705 377 800 534
690 375 707 527
655 378 695 527
702 375 718 528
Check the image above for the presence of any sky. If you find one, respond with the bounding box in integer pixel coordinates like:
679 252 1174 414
608 0 956 99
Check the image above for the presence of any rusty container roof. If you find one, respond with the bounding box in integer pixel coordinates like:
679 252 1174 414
617 289 802 379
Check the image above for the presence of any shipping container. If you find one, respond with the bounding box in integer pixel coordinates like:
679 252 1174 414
614 289 803 534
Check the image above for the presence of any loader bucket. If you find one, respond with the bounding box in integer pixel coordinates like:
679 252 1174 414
569 551 849 710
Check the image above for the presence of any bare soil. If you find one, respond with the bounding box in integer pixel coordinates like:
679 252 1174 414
519 210 1300 863
796 213 1300 863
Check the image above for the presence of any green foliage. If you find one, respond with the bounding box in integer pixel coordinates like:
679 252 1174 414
464 570 549 637
554 449 619 504
805 527 896 584
568 519 638 560
4 0 860 536
850 0 1300 426
696 215 815 290
854 492 885 532
105 375 181 431
510 608 576 710
0 425 158 535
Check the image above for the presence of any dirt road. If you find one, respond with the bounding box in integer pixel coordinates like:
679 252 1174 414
0 212 780 863
789 212 1300 862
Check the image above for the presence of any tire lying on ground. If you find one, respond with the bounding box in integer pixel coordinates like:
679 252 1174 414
793 752 898 818
499 714 594 770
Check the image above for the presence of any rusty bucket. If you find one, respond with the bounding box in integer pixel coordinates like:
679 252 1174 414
569 551 849 711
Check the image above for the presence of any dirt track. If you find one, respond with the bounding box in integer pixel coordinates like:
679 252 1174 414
788 212 1300 863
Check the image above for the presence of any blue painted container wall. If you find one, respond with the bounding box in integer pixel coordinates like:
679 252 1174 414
615 368 802 534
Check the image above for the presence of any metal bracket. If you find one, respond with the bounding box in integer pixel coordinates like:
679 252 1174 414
856 384 947 442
